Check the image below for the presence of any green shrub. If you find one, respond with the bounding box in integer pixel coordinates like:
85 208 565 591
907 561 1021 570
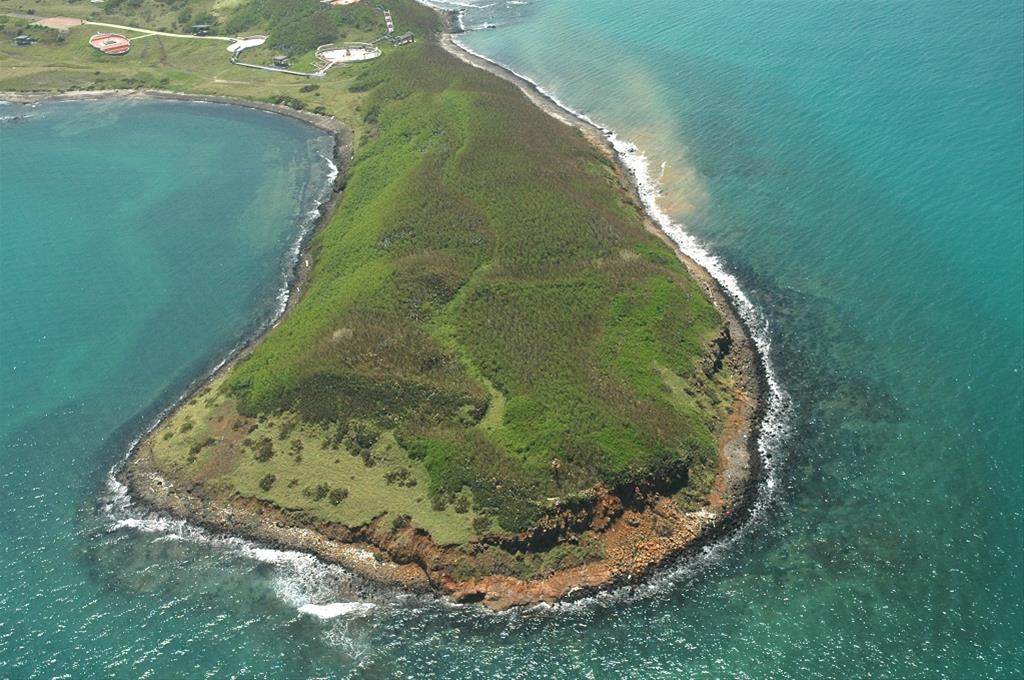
253 438 275 462
266 95 306 111
189 437 215 455
345 420 380 450
383 468 416 487
304 483 330 501
277 419 297 440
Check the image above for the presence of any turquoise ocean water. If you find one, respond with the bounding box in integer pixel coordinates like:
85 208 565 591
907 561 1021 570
2 0 1023 675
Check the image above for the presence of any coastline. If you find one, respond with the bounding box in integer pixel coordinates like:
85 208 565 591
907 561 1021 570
123 33 766 609
432 38 768 604
122 42 766 608
12 20 767 610
0 88 348 138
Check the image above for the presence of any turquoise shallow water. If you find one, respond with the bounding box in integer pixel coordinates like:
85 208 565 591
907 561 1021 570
438 0 1024 674
2 0 1023 676
0 99 343 676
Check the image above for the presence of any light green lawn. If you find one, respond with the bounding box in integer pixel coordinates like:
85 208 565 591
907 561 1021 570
150 375 483 545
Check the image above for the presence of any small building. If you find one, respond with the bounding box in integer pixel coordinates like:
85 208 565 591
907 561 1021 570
392 31 414 46
272 55 290 68
15 35 33 46
190 24 212 35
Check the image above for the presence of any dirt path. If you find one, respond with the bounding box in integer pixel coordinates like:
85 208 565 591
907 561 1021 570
83 21 236 41
2 13 238 42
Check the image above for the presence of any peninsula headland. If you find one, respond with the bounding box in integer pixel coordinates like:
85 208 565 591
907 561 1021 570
2 0 763 609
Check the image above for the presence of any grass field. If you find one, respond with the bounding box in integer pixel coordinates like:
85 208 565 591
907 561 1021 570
2 0 733 551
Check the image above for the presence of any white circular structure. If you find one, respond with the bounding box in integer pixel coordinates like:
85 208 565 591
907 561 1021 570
316 43 380 65
228 35 266 55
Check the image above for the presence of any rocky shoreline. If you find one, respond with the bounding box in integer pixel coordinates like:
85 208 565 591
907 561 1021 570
119 340 761 610
12 23 766 611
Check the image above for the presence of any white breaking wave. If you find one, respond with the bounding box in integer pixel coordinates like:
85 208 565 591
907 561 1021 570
101 471 383 618
429 0 492 9
324 154 340 184
299 602 377 619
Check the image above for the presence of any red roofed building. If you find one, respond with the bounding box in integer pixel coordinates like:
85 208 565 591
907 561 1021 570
89 33 130 55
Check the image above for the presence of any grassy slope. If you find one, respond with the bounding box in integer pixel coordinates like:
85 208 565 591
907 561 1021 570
221 33 733 534
1 0 732 544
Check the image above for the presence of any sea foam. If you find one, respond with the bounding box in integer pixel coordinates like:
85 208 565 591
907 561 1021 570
298 602 377 619
101 471 386 618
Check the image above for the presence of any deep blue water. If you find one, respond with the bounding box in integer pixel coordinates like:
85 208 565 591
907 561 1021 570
2 0 1023 676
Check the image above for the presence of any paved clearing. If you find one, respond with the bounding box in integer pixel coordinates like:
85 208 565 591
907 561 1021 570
33 16 83 30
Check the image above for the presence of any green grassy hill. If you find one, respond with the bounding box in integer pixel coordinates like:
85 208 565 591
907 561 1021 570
217 38 732 534
1 0 733 551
